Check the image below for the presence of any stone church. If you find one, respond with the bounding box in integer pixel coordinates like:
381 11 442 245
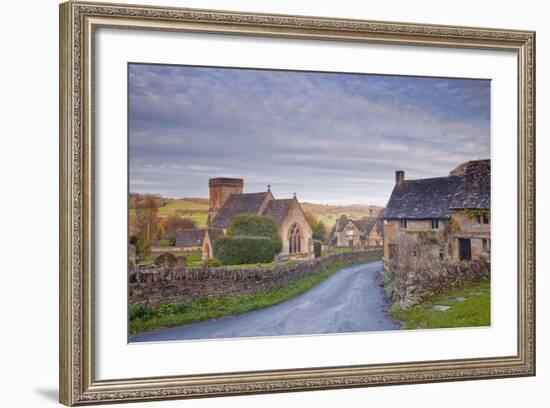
201 178 313 261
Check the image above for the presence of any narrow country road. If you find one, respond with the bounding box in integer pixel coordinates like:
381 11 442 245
130 260 399 342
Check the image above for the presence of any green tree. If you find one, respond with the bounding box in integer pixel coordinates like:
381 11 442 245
226 214 282 254
312 221 328 243
338 214 349 224
313 241 322 258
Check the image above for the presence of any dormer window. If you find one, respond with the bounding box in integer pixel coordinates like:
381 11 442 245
399 219 407 229
431 219 439 230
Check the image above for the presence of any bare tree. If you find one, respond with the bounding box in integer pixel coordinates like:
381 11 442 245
133 195 159 241
163 215 197 238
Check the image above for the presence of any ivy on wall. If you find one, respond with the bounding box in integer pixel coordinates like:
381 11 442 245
464 209 491 219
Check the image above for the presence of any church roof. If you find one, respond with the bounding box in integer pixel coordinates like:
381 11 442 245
210 192 270 229
206 228 224 243
175 229 205 248
263 199 295 226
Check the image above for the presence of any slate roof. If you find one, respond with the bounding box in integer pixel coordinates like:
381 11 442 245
335 217 351 232
371 218 384 234
263 199 295 226
384 160 491 219
210 192 269 229
350 217 377 233
450 160 491 209
384 176 462 219
207 228 224 244
175 229 205 248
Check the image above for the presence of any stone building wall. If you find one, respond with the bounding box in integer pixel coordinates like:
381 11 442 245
129 248 382 307
384 215 490 262
341 222 361 246
367 225 383 247
278 201 314 258
451 210 491 260
383 220 400 258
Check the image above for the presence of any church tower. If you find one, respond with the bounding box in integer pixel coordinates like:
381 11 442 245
208 178 244 224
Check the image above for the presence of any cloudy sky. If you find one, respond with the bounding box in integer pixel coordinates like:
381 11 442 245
129 63 490 205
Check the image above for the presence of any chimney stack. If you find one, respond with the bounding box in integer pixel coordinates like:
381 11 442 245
395 170 405 186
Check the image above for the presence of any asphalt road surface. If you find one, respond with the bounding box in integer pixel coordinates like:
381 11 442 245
130 260 399 343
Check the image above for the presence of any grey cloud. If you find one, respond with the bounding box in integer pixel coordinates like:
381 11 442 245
129 65 490 205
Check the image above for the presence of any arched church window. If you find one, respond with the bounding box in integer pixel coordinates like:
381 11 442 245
288 223 302 254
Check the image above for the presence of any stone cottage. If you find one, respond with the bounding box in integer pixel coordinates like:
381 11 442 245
331 216 383 247
383 159 490 263
202 178 313 261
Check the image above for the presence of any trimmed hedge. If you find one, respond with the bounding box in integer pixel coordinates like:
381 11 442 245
214 235 275 265
225 214 282 254
313 241 322 258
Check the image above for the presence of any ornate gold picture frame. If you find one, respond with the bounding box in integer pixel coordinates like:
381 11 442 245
59 1 535 405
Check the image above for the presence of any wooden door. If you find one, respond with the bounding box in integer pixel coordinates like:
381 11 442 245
459 238 471 260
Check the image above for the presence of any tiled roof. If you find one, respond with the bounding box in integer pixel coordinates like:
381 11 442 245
335 217 350 232
450 159 491 209
384 159 491 219
263 199 294 226
350 217 377 233
207 228 224 244
370 218 384 235
175 229 205 248
384 176 462 219
210 192 269 229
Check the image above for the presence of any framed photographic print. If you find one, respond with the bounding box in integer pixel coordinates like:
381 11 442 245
59 1 536 405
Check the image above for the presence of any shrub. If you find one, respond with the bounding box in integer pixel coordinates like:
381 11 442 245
214 235 274 265
225 214 282 254
130 303 152 320
202 257 223 267
313 241 322 258
135 238 152 262
159 238 175 247
172 298 193 314
154 252 177 267
129 235 138 245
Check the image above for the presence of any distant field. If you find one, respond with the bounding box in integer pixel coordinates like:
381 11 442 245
301 202 382 228
130 198 209 228
129 197 382 230
158 199 208 214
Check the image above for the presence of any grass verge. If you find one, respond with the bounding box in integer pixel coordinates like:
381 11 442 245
390 279 490 330
130 254 381 334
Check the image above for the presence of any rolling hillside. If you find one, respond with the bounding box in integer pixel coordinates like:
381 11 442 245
130 197 209 227
300 202 383 227
130 195 382 230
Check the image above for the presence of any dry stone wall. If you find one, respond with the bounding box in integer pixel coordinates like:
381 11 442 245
383 258 490 310
130 248 382 307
